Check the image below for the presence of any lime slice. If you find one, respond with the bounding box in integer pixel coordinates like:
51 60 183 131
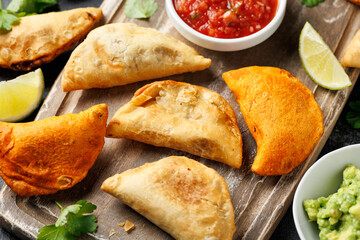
299 22 351 90
0 69 44 122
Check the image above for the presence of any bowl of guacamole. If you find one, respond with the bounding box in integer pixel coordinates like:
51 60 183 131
293 144 360 240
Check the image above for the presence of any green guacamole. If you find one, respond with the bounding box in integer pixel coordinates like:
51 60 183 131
304 164 360 240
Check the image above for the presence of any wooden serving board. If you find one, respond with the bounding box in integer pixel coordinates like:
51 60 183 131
1 0 360 239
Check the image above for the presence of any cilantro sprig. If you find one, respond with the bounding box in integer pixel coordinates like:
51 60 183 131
300 0 325 7
0 0 58 33
37 200 98 240
7 0 58 15
124 0 158 19
0 0 20 33
346 101 360 129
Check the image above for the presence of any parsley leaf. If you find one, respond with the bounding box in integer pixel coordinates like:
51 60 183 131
33 0 58 13
7 0 36 13
300 0 325 7
7 0 58 14
37 200 98 240
0 0 58 33
346 101 360 129
38 225 74 240
124 0 158 19
0 8 20 33
67 215 97 236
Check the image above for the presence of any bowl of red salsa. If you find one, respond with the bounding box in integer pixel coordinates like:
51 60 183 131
165 0 286 51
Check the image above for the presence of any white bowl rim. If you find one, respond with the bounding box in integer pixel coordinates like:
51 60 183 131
293 144 360 240
165 0 287 43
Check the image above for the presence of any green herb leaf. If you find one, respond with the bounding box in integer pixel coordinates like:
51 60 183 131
124 0 158 19
7 0 57 14
0 9 20 33
55 202 82 227
37 200 98 240
34 0 57 13
191 12 198 20
37 225 75 240
300 0 325 7
67 214 98 236
74 200 97 215
7 0 36 13
346 101 360 129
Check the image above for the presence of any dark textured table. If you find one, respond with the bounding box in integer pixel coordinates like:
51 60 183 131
0 0 359 239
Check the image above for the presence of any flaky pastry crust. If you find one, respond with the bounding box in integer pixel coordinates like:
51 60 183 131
341 30 360 68
0 7 103 71
0 104 108 196
101 156 236 240
61 23 211 91
106 80 242 168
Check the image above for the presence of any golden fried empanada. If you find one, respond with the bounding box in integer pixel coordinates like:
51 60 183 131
341 30 360 68
223 67 324 175
61 23 211 91
101 156 236 240
0 7 103 71
106 80 242 168
0 104 108 197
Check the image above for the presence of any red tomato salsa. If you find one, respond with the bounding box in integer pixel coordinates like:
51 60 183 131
173 0 278 39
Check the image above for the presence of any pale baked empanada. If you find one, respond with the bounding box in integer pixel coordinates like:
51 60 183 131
101 156 236 240
223 67 324 176
0 104 108 197
106 80 242 168
61 23 211 91
341 30 360 68
0 7 103 71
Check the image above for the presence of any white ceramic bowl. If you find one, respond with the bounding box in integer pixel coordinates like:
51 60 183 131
165 0 287 51
293 144 360 240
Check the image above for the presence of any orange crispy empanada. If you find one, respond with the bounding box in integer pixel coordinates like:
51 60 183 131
223 66 324 175
0 104 108 197
106 80 242 168
0 8 103 71
101 156 236 240
61 23 211 91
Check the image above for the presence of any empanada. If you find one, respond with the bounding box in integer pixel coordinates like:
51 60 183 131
341 30 360 68
223 67 324 175
61 23 211 91
0 104 108 197
106 80 242 168
101 156 236 240
0 7 103 71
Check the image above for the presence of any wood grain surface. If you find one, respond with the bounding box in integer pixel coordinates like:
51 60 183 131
0 0 360 239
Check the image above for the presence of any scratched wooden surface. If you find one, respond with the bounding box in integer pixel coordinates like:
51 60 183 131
0 0 359 239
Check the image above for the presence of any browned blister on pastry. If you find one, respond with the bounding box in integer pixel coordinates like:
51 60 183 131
101 156 236 240
0 7 103 71
0 104 108 197
61 23 211 91
106 80 242 168
341 30 360 68
223 66 324 176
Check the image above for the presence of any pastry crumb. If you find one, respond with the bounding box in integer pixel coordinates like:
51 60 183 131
118 222 125 227
109 228 116 237
124 220 135 232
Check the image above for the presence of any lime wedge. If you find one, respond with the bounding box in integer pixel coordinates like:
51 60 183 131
299 22 351 90
0 69 44 122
